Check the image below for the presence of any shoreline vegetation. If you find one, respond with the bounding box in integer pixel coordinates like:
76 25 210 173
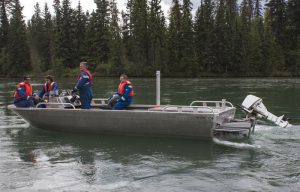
0 0 299 78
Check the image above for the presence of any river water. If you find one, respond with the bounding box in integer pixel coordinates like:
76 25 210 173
0 78 299 192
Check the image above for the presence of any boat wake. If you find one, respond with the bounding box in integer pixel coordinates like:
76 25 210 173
213 138 261 149
0 116 30 129
0 123 30 129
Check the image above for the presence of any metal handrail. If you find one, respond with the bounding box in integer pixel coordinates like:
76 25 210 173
161 105 214 113
189 100 234 108
36 102 75 109
92 98 108 104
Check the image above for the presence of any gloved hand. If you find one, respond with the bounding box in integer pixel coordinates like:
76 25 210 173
120 96 126 101
71 87 78 94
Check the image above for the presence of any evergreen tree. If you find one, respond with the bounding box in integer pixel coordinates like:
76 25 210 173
254 0 262 17
121 0 133 65
239 0 253 75
0 0 11 75
213 0 228 73
265 0 287 46
148 0 167 73
86 0 110 72
41 3 54 71
74 1 87 64
109 0 122 74
224 0 239 74
28 2 44 73
5 0 31 76
60 0 76 68
167 0 182 74
248 17 264 75
194 0 215 73
286 0 300 75
180 0 195 76
262 9 285 75
0 0 10 49
130 0 149 76
52 0 63 72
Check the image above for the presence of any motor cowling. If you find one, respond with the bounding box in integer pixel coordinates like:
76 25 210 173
241 95 291 128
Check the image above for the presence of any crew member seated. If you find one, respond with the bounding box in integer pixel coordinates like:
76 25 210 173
14 76 38 108
38 75 59 101
113 74 134 110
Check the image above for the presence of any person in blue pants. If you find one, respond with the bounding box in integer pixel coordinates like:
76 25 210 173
72 62 93 109
38 75 59 100
113 74 134 110
14 76 39 108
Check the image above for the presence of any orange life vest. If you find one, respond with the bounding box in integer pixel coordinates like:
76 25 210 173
77 70 93 85
43 82 56 93
118 80 134 96
14 82 32 99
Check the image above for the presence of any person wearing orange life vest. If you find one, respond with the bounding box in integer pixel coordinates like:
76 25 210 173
113 74 134 110
38 75 59 100
14 76 39 108
72 62 93 109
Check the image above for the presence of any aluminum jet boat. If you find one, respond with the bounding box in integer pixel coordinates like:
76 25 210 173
8 94 291 139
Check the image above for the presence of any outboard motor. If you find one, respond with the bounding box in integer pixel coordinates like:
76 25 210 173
240 95 291 128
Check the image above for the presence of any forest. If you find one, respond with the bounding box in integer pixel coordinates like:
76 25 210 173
0 0 299 77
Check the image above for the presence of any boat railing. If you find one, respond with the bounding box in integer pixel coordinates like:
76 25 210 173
92 98 108 105
36 102 76 109
159 105 215 113
189 99 234 108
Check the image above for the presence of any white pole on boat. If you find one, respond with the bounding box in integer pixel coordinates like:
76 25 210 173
156 71 160 106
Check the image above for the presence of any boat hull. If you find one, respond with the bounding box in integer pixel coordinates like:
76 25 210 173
10 106 220 139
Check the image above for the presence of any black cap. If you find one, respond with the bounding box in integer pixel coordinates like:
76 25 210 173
23 75 31 80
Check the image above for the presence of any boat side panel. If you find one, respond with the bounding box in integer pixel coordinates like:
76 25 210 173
13 109 214 139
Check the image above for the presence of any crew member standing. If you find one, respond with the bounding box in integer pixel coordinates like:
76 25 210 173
72 62 93 109
113 74 134 110
14 76 38 108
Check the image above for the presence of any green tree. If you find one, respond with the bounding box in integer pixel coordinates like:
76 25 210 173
286 0 300 75
167 0 182 74
41 3 54 71
224 0 239 74
239 0 253 75
0 0 12 75
213 0 228 73
262 9 285 75
60 0 76 68
5 0 31 76
74 1 87 64
0 0 10 49
28 2 43 73
148 0 167 74
130 0 149 76
52 0 63 72
108 0 122 74
180 0 195 76
194 0 215 73
86 0 110 73
265 0 287 46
